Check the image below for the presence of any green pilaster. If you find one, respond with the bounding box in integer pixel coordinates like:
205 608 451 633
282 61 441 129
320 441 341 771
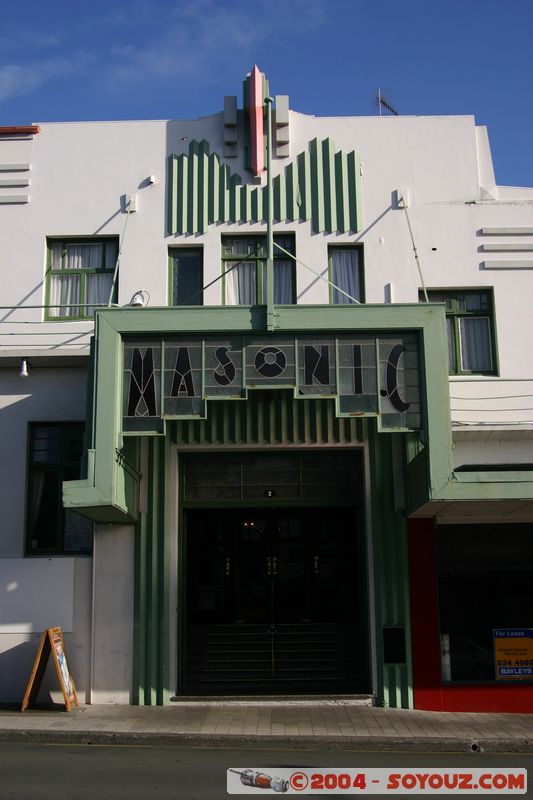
323 139 337 233
297 150 309 220
198 145 209 233
285 161 298 220
347 151 359 234
310 139 324 232
334 151 349 233
132 436 172 705
368 423 413 709
208 148 219 224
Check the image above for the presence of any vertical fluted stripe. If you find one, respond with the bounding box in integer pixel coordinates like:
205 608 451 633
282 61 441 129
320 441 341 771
169 138 361 235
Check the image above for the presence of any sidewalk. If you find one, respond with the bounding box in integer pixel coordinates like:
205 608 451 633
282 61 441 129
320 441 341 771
1 701 532 753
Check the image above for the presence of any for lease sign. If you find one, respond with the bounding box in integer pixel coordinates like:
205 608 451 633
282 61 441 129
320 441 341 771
494 629 533 680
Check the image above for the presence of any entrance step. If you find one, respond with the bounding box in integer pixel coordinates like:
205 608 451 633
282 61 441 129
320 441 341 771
170 694 374 705
184 623 367 695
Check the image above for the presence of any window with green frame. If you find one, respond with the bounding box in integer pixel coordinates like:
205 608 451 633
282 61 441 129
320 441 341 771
222 235 295 305
329 246 364 304
26 423 93 554
421 289 496 374
46 238 118 319
169 248 203 305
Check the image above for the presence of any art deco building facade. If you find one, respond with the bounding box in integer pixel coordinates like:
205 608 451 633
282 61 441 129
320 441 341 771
1 68 532 711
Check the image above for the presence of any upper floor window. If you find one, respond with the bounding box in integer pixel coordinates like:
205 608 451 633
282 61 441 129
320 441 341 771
46 238 118 319
421 289 495 375
169 248 203 305
222 235 295 305
329 247 363 304
26 423 93 555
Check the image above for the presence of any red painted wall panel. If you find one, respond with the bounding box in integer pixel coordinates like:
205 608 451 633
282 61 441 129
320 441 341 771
408 518 533 713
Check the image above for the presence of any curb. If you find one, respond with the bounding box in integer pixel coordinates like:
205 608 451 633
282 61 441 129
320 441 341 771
0 729 532 753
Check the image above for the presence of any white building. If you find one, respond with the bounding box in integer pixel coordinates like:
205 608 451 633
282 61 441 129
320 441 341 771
1 68 532 711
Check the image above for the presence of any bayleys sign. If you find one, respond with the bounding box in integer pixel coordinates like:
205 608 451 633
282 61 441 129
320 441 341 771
122 333 421 433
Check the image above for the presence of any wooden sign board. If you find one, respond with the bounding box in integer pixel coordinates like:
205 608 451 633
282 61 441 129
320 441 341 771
21 627 78 712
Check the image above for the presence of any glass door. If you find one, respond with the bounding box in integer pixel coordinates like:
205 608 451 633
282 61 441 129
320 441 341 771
186 508 358 626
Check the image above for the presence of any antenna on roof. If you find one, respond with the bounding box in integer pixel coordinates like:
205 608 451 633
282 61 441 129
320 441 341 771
375 88 398 116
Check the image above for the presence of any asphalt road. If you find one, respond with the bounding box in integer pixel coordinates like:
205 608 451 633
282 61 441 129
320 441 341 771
0 742 530 799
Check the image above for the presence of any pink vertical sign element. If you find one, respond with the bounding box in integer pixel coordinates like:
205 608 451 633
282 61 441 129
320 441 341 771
249 65 264 176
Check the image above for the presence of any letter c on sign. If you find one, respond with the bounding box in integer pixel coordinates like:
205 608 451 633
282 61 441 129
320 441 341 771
290 772 309 791
386 344 409 413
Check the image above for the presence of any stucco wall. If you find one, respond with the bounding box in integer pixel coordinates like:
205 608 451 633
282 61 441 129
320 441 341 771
0 367 92 703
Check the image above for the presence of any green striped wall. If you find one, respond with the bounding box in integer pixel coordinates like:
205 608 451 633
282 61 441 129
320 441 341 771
368 425 413 709
171 394 363 447
167 138 362 235
132 436 172 705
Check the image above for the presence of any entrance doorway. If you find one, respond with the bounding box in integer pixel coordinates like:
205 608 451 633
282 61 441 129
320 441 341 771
183 505 369 694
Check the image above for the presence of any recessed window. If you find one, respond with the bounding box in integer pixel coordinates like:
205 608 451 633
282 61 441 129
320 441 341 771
170 248 203 305
26 423 92 554
329 247 363 304
438 523 533 682
46 238 118 319
421 290 495 374
222 235 295 305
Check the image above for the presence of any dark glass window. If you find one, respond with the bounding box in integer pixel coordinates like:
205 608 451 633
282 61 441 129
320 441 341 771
26 423 92 554
437 524 533 682
182 451 361 503
170 248 203 305
421 290 495 374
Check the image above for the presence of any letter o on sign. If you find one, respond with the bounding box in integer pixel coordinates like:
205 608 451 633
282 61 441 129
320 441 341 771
255 347 286 378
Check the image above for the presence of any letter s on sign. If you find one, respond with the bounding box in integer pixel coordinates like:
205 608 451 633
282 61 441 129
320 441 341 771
387 774 401 789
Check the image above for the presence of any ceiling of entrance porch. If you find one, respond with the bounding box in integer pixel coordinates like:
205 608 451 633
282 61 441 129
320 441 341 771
409 498 533 523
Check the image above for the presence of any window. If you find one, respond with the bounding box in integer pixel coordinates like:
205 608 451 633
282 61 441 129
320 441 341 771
437 523 533 682
26 423 92 554
329 247 363 304
46 238 118 319
222 235 295 305
169 248 203 305
422 290 495 374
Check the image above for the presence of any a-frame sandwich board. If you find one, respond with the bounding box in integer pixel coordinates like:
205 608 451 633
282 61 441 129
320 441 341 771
21 627 78 712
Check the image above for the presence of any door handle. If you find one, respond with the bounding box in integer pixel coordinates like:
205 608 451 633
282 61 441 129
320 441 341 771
314 555 319 574
266 556 272 576
225 557 231 576
272 556 278 576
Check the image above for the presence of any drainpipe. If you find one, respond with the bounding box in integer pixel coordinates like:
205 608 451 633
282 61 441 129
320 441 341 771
265 97 275 331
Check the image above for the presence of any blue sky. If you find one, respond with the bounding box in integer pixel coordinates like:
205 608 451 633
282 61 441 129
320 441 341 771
1 0 531 186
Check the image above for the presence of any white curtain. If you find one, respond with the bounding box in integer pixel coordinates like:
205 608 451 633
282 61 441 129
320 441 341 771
65 243 102 269
331 249 359 304
275 261 293 304
86 273 113 315
460 317 492 371
49 274 81 317
225 262 256 305
261 261 293 304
